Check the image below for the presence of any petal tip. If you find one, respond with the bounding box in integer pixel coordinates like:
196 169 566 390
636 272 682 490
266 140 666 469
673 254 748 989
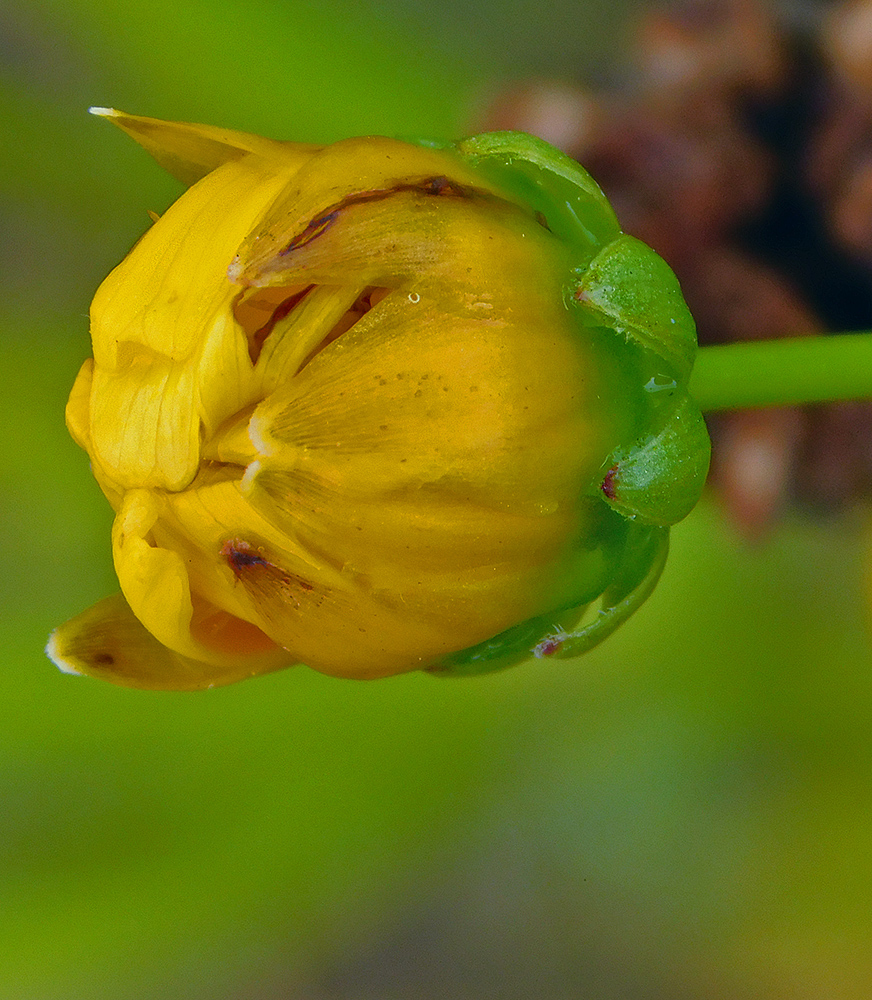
45 631 84 676
88 106 118 119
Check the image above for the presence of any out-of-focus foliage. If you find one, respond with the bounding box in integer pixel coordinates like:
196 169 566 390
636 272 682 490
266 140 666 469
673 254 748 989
4 0 872 998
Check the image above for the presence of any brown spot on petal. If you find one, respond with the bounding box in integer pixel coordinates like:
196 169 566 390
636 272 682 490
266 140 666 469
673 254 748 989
278 210 339 255
221 539 317 620
222 538 272 578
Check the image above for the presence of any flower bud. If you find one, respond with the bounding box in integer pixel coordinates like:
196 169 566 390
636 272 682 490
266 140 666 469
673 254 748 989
47 110 709 689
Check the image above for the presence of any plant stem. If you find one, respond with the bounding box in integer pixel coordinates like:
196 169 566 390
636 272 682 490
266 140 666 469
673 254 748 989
690 332 872 411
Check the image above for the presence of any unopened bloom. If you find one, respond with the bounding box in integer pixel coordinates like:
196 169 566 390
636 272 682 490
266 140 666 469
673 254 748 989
47 109 709 689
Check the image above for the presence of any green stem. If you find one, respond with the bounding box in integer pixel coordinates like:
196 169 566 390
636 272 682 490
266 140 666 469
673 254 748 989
690 332 872 411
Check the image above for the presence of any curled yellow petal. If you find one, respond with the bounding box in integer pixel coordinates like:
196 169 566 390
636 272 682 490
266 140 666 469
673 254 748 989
65 358 93 452
87 150 305 490
111 488 287 672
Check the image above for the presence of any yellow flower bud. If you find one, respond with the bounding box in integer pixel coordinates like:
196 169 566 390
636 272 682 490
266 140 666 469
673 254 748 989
48 110 707 689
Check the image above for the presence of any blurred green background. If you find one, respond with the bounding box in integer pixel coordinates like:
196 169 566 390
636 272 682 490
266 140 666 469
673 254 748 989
3 0 872 997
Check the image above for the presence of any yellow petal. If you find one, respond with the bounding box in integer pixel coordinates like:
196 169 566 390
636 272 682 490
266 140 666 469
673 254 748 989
247 253 617 513
111 488 287 673
229 136 535 287
149 468 476 678
89 107 319 186
65 358 93 452
90 349 200 492
195 308 260 442
112 488 202 656
251 282 368 397
147 471 326 616
64 358 127 508
91 154 298 365
88 151 305 490
227 272 630 676
47 593 290 691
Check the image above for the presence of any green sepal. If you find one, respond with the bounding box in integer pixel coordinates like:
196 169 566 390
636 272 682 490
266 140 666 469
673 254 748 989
426 608 587 678
451 131 622 254
600 397 711 526
573 234 698 380
429 525 670 675
529 526 670 660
